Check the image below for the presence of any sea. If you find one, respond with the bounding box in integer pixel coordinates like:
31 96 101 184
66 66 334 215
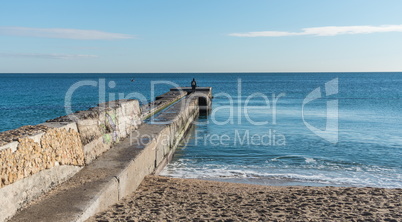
1 73 401 188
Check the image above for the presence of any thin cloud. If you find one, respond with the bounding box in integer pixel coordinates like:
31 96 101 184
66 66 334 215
0 53 98 59
229 25 402 37
0 27 134 40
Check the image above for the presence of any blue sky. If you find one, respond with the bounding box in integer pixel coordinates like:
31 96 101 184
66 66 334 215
1 0 402 73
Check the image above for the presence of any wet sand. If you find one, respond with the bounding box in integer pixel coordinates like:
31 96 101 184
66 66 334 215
87 175 402 221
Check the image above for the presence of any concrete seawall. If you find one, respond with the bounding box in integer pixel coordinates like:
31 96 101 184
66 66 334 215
3 87 212 222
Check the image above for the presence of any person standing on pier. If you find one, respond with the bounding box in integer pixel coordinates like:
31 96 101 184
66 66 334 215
191 78 197 92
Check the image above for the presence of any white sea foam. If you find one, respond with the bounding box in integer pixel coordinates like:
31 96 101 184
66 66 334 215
304 157 316 164
160 159 402 188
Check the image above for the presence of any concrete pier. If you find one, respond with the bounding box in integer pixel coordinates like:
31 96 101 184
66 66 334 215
4 87 212 222
170 87 212 113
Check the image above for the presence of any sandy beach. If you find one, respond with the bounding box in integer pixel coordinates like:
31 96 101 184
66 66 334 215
87 175 402 221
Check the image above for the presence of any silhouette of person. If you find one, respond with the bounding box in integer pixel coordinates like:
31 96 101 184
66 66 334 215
191 78 197 92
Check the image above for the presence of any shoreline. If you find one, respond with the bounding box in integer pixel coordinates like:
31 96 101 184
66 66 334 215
87 175 402 221
160 171 401 189
196 177 349 188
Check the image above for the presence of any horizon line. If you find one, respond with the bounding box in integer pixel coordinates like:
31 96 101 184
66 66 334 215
1 71 402 74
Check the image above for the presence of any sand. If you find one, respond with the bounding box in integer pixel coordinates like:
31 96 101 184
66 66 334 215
87 176 402 221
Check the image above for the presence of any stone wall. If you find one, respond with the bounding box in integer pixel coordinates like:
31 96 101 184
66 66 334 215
47 99 142 164
0 99 142 189
0 99 142 221
0 123 83 188
0 122 84 222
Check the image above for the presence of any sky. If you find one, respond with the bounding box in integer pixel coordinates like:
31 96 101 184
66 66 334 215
1 0 402 73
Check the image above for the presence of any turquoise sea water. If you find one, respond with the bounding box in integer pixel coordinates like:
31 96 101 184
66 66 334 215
1 73 401 188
